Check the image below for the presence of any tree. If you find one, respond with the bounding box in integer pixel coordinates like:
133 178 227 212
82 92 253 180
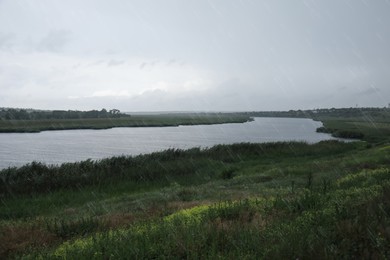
109 109 120 115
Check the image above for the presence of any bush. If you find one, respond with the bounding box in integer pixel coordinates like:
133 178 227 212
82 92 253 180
219 168 236 180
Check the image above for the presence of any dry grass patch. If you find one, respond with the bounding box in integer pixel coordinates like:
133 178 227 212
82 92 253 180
0 224 58 258
102 213 136 229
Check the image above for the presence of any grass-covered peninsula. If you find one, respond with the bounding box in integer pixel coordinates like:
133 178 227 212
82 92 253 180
0 107 389 258
246 107 390 144
0 111 253 133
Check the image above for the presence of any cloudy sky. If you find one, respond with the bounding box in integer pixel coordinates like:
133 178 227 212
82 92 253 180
0 0 389 111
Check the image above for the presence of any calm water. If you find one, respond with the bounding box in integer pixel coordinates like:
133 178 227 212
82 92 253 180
0 117 341 169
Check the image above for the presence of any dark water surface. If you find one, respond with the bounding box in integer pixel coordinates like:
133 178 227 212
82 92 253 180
0 117 341 169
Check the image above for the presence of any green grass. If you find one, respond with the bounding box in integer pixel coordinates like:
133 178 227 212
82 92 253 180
0 113 252 133
23 168 390 259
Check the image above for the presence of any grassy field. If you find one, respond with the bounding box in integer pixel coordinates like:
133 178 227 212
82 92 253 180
0 113 252 133
1 140 389 258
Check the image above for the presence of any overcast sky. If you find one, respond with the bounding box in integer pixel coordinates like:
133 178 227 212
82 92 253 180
0 0 389 111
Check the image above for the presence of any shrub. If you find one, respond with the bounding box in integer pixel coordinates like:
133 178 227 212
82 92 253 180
219 168 236 180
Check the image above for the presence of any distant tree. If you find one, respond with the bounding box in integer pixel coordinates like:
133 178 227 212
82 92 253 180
109 109 120 115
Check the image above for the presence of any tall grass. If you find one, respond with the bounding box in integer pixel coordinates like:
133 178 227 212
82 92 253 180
0 141 358 197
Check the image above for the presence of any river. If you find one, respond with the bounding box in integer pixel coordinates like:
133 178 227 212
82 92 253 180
0 117 342 169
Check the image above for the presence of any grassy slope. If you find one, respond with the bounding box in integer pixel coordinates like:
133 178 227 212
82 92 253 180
0 114 252 133
1 141 390 258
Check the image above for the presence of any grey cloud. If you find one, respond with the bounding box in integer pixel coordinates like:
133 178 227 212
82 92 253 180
166 59 186 67
120 79 282 111
0 32 15 49
139 62 147 70
337 86 349 92
139 61 157 70
87 60 106 67
355 87 382 96
107 60 125 66
1 1 389 111
167 59 177 66
72 63 81 69
37 29 72 52
139 59 184 70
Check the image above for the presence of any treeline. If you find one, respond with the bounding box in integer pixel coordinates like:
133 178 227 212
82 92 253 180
0 108 130 120
243 107 390 120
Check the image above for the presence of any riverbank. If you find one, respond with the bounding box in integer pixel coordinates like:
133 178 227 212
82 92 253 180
1 140 389 258
0 113 253 133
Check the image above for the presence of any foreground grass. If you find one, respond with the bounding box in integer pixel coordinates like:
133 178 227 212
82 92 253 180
1 140 390 258
0 113 252 133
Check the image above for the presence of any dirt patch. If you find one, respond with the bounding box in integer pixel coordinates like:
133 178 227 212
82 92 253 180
101 213 136 229
0 225 58 259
